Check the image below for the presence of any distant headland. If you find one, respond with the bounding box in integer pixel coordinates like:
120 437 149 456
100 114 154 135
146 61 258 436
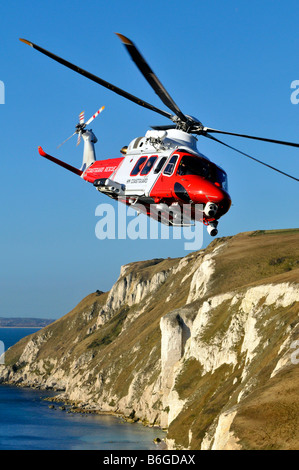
0 318 54 328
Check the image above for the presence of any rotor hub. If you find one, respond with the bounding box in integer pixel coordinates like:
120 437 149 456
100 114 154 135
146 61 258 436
75 123 86 133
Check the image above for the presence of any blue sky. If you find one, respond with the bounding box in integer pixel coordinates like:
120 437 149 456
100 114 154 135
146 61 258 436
0 0 298 318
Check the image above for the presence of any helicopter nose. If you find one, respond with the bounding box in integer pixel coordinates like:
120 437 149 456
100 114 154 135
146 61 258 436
189 183 231 216
207 187 231 216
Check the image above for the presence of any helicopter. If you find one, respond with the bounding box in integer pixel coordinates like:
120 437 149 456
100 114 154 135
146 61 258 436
20 34 299 237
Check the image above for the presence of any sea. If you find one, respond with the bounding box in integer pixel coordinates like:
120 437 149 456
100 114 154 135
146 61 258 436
0 328 165 450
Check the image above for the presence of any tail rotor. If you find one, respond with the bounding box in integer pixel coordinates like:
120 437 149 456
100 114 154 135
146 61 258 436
79 111 85 124
76 110 85 146
57 131 76 149
85 107 105 126
57 106 105 149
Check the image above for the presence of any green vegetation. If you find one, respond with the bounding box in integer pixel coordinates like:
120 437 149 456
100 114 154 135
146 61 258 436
87 306 129 349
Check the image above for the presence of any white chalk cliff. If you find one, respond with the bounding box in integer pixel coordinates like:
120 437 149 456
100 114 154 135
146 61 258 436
1 229 298 450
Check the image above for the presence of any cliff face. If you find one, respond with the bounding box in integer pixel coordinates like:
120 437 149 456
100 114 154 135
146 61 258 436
1 229 299 450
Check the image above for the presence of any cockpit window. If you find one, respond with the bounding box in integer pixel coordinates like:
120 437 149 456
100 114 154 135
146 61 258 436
140 156 158 175
215 168 228 191
177 155 211 178
176 153 228 190
163 155 178 176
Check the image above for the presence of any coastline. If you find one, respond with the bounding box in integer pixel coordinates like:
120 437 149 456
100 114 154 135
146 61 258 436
46 394 165 425
0 380 167 449
44 393 168 443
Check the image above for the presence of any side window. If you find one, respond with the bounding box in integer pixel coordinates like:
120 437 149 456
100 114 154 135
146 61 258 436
154 156 167 174
130 157 148 176
140 156 158 175
163 155 178 176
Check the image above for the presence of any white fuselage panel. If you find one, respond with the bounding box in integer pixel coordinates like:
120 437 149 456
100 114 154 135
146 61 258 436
110 129 208 197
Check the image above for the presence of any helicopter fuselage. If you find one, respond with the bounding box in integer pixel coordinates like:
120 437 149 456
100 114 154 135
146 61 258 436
25 32 298 237
82 128 231 230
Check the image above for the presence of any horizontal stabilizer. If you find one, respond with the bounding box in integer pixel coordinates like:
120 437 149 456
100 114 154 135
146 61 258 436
38 147 83 176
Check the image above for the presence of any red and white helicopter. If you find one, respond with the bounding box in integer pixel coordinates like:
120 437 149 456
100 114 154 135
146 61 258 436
20 34 299 236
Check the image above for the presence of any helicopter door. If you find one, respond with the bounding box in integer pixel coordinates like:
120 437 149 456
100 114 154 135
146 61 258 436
124 155 159 196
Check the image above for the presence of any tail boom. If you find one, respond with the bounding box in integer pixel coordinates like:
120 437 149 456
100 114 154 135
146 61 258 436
82 157 124 183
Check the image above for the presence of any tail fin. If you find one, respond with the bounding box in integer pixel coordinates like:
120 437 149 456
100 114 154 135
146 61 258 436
81 130 97 172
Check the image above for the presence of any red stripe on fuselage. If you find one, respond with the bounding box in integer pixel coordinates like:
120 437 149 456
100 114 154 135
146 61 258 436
82 157 124 183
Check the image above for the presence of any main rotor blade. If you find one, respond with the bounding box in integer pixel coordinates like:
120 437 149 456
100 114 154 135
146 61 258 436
85 105 105 126
116 33 188 124
205 133 299 182
203 127 299 148
19 38 173 121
